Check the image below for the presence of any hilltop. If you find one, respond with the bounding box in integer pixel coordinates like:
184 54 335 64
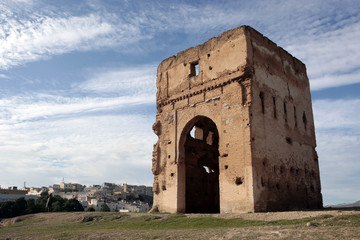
327 200 360 208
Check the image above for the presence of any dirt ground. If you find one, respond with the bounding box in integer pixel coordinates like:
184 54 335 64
185 208 360 220
0 209 359 240
75 226 360 240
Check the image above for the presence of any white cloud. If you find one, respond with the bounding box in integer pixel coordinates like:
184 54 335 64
141 1 360 91
0 73 10 79
0 93 153 125
285 21 360 91
0 64 157 125
0 0 151 69
76 65 157 96
313 98 360 130
0 14 115 69
313 98 360 204
2 0 359 94
0 114 156 187
0 63 157 187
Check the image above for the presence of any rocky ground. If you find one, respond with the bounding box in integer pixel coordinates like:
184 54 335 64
186 208 360 220
0 208 359 239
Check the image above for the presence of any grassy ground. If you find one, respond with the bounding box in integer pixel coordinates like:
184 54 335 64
0 211 360 239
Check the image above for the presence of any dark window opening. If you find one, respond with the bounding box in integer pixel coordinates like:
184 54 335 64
283 101 287 122
286 137 292 144
259 91 265 114
235 177 243 185
261 177 265 187
190 61 199 76
273 97 277 118
303 111 307 131
294 106 297 128
240 82 247 105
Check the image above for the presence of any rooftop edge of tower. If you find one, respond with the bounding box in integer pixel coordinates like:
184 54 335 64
157 25 306 74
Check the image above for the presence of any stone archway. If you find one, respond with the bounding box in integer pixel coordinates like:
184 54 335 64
180 116 220 213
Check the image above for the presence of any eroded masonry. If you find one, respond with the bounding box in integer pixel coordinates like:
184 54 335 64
151 26 322 213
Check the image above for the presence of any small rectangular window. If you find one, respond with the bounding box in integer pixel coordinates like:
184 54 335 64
190 62 199 76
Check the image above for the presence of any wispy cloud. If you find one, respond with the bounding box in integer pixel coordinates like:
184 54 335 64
0 14 114 69
0 73 10 79
2 0 359 92
75 65 157 96
313 98 360 204
0 114 156 187
285 21 360 91
0 59 157 187
0 93 153 125
314 98 360 130
0 0 149 69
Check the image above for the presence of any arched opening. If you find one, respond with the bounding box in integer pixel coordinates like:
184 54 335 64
180 116 220 213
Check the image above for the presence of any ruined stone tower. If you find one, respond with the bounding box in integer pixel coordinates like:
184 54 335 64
152 26 322 213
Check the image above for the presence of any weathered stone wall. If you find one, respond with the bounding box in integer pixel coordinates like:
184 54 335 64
246 27 322 211
152 26 322 213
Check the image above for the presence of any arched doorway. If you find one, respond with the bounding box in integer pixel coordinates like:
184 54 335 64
181 116 220 213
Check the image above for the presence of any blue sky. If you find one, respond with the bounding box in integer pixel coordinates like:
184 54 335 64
0 0 359 205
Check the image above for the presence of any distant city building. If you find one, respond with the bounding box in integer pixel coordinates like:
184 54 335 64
60 182 72 190
1 182 152 213
59 182 84 191
0 187 36 203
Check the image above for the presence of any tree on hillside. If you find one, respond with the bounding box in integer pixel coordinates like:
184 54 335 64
0 195 84 218
100 203 110 212
14 197 27 216
0 201 16 218
25 199 37 214
64 199 84 212
51 195 67 212
35 194 48 212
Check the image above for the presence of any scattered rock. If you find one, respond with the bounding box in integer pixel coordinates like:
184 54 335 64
82 216 94 222
306 222 318 227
